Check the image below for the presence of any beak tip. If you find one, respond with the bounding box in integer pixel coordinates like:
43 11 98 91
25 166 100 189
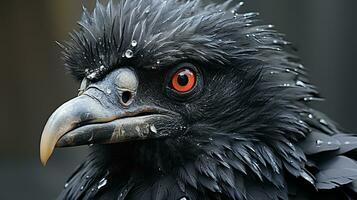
40 149 49 166
40 136 53 167
40 158 48 166
39 95 95 167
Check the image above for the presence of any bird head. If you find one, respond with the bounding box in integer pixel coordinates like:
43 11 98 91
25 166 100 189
40 1 320 197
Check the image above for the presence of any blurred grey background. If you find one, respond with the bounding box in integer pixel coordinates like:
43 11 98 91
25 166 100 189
1 0 356 199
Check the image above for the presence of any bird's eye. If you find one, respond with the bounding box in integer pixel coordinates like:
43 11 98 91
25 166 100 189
171 68 196 93
166 63 202 101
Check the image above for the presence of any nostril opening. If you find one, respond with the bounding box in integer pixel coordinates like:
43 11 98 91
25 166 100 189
121 91 132 104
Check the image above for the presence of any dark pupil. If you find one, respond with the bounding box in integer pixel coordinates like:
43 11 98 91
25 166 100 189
177 73 189 86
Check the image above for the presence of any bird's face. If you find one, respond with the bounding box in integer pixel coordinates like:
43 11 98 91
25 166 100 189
40 60 211 164
40 0 308 177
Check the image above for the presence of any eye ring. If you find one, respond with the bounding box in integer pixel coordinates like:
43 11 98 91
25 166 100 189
165 62 203 101
171 68 196 92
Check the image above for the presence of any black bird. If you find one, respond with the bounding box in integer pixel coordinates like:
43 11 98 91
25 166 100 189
40 0 357 199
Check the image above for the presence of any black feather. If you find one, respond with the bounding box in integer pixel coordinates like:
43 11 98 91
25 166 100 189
315 156 357 189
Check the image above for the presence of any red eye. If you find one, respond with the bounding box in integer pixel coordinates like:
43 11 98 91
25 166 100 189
171 68 196 92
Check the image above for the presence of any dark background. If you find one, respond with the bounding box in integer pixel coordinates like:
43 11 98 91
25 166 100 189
1 0 356 199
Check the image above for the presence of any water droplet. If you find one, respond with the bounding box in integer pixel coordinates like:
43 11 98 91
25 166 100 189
345 141 351 145
180 197 188 200
80 186 84 190
319 119 327 125
327 141 332 145
308 114 313 119
97 178 107 190
89 144 94 147
156 60 161 65
316 140 323 146
125 49 133 58
150 125 157 133
208 137 213 141
287 142 294 147
64 183 69 188
296 80 306 87
85 175 90 179
131 40 137 47
106 88 112 94
87 72 97 79
99 65 105 71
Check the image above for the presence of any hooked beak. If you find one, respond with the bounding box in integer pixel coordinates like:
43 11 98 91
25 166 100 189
40 95 170 165
40 68 173 166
